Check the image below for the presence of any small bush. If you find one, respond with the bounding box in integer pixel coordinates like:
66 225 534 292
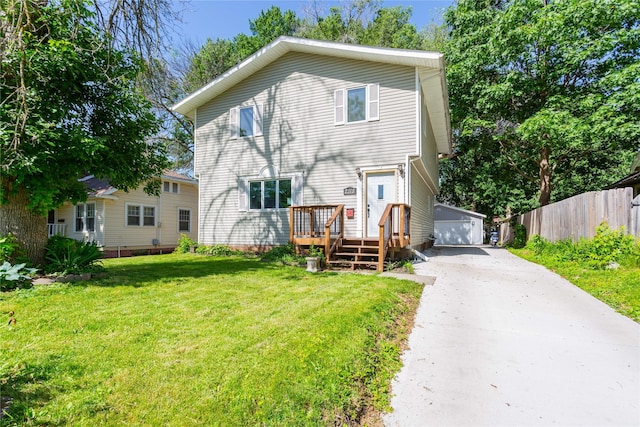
195 244 242 256
0 233 26 264
512 224 527 248
261 244 303 265
44 236 103 274
175 234 197 254
525 224 639 270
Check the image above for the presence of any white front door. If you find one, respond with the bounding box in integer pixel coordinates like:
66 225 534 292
366 172 396 237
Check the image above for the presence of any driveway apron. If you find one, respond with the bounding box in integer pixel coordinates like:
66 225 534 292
383 246 640 426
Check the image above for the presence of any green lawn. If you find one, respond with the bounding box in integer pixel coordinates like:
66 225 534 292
510 248 640 322
0 254 422 426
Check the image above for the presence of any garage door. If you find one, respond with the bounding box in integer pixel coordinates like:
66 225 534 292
434 220 473 245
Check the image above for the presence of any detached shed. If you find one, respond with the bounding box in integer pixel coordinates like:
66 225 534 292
434 203 486 245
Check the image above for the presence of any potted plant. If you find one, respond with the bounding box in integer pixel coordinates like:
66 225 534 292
305 244 324 272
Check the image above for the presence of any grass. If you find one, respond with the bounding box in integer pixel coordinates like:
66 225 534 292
0 253 423 426
510 248 640 322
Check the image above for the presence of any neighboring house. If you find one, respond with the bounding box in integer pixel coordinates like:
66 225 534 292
172 36 451 270
606 152 640 198
434 203 486 245
47 171 198 257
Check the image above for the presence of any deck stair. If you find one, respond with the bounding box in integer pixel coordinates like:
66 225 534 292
327 238 380 270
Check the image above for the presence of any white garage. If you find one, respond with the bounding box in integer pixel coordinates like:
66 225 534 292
434 203 486 245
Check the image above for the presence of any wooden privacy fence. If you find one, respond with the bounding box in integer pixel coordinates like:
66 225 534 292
502 188 639 242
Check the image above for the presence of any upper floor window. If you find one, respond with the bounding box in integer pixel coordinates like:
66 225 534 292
163 181 178 193
75 202 96 232
230 104 263 139
334 83 379 125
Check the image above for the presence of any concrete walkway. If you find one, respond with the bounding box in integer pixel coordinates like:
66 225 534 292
383 246 640 426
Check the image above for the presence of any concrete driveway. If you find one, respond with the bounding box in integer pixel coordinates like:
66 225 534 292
383 246 640 426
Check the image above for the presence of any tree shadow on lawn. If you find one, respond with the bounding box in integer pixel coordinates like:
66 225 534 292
84 255 303 288
1 354 83 426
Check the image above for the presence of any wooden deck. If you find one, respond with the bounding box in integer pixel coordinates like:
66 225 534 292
290 204 411 272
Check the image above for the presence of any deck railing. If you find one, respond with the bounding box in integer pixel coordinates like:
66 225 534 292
47 223 67 237
377 203 411 271
290 204 344 263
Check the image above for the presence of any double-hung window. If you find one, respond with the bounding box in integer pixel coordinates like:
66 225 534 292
230 104 263 139
178 209 191 232
75 202 96 232
163 181 179 193
127 204 155 227
334 83 380 125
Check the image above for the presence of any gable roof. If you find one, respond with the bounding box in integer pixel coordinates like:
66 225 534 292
435 203 487 219
172 36 452 154
79 171 197 199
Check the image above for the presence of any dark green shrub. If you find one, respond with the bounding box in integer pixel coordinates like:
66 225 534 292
44 236 103 274
261 244 303 265
512 224 527 248
175 234 197 254
0 233 26 264
195 244 242 256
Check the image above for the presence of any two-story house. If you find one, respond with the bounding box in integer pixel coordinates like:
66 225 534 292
172 37 451 270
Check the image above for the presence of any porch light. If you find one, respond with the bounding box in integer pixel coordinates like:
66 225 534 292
356 167 362 178
398 164 405 177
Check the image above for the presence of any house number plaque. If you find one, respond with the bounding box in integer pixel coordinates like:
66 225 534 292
343 187 356 195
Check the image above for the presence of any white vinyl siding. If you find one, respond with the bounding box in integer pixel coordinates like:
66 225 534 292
195 52 416 245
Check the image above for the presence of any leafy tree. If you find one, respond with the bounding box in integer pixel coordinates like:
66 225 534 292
0 0 168 265
442 0 640 217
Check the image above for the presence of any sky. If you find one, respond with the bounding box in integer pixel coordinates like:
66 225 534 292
172 0 453 47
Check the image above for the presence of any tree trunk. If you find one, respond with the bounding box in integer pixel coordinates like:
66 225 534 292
0 180 48 266
538 147 552 206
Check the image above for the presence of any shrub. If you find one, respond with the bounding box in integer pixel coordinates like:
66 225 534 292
0 233 26 264
0 261 37 291
195 244 242 256
261 244 303 265
44 236 103 274
175 234 197 254
512 224 527 248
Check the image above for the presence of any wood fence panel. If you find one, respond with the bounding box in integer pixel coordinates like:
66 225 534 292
512 188 638 242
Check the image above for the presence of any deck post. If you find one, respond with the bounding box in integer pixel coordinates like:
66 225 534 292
378 225 385 272
399 205 405 247
289 207 294 244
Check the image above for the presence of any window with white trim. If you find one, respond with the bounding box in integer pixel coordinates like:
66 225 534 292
230 104 263 139
127 204 156 226
334 83 379 125
75 202 96 232
178 209 191 232
238 171 303 212
163 181 178 193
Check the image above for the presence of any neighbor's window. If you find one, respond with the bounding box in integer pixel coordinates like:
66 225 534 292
127 205 156 227
249 179 292 210
178 209 191 232
127 205 140 226
163 181 178 193
143 207 156 226
75 202 96 232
